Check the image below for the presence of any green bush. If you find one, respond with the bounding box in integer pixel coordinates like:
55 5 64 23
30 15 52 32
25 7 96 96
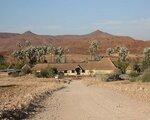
8 61 25 69
35 68 56 78
0 55 5 64
0 64 8 69
129 77 138 82
113 60 129 74
58 71 64 79
140 69 150 82
129 71 140 78
106 70 122 82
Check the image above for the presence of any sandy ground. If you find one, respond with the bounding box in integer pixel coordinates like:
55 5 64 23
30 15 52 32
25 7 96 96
84 78 150 103
0 74 63 113
31 80 150 120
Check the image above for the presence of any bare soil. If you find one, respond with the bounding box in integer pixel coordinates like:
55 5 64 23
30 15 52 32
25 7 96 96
84 78 150 103
31 80 150 120
0 74 64 119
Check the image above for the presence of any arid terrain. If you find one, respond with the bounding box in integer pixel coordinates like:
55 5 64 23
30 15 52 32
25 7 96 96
0 30 150 55
1 72 150 120
0 73 64 119
30 80 150 120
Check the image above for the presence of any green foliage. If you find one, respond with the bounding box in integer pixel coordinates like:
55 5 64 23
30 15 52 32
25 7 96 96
142 48 150 70
0 55 8 69
12 43 53 65
0 64 8 69
106 48 114 56
113 60 129 74
0 55 5 64
129 71 140 78
140 69 150 82
107 46 129 74
94 55 103 61
89 40 101 61
106 70 122 82
118 47 128 62
54 47 64 63
58 71 64 79
35 68 56 78
8 61 25 69
132 62 142 73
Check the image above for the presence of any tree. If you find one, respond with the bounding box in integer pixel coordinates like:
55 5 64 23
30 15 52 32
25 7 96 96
143 47 150 70
0 55 5 65
54 47 64 63
108 46 129 74
12 45 50 65
64 47 69 63
89 40 101 61
106 48 114 56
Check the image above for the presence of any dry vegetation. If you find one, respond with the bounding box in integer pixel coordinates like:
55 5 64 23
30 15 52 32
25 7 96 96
83 77 150 103
0 73 64 119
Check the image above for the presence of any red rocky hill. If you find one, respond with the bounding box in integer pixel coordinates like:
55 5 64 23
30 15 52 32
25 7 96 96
0 30 150 55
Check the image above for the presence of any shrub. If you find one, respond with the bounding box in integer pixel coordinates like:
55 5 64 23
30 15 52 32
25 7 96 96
129 77 138 82
129 71 140 78
35 68 56 78
140 69 150 82
0 64 8 69
8 61 25 69
142 48 150 70
0 55 8 69
106 70 122 82
0 55 5 64
58 71 64 79
113 60 129 74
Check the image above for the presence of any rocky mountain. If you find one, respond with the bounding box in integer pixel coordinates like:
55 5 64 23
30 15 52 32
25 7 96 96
0 30 150 55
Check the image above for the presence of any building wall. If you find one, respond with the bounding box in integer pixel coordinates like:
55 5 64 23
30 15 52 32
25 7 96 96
82 70 115 76
64 69 115 76
64 70 77 76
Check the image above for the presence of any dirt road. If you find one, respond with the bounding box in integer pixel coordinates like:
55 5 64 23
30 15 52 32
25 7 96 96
31 81 150 120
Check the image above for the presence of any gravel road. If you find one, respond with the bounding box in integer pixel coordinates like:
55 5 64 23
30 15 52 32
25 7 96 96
31 81 150 120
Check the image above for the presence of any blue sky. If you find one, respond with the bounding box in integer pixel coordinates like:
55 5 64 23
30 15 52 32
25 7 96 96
0 0 150 40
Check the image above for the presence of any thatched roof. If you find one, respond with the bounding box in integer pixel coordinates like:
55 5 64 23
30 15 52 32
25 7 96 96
80 58 117 70
33 58 117 71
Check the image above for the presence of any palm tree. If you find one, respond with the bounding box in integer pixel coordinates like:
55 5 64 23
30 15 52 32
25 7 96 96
106 48 114 56
89 40 101 61
64 47 70 63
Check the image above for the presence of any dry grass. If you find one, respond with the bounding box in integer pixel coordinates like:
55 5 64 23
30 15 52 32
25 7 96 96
0 74 64 112
82 77 150 103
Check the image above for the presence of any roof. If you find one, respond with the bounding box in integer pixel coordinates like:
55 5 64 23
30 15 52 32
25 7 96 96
33 58 117 71
80 58 117 70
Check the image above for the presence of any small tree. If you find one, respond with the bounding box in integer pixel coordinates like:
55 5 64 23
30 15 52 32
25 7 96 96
54 47 64 63
89 40 101 61
106 48 114 56
64 47 69 63
0 55 5 65
142 47 150 70
108 46 129 74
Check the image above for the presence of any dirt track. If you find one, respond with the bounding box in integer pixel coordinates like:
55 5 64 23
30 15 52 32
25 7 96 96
31 81 150 120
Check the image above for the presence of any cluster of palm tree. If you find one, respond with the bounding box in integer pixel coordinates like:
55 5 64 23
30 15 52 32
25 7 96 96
12 45 53 64
12 41 70 64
